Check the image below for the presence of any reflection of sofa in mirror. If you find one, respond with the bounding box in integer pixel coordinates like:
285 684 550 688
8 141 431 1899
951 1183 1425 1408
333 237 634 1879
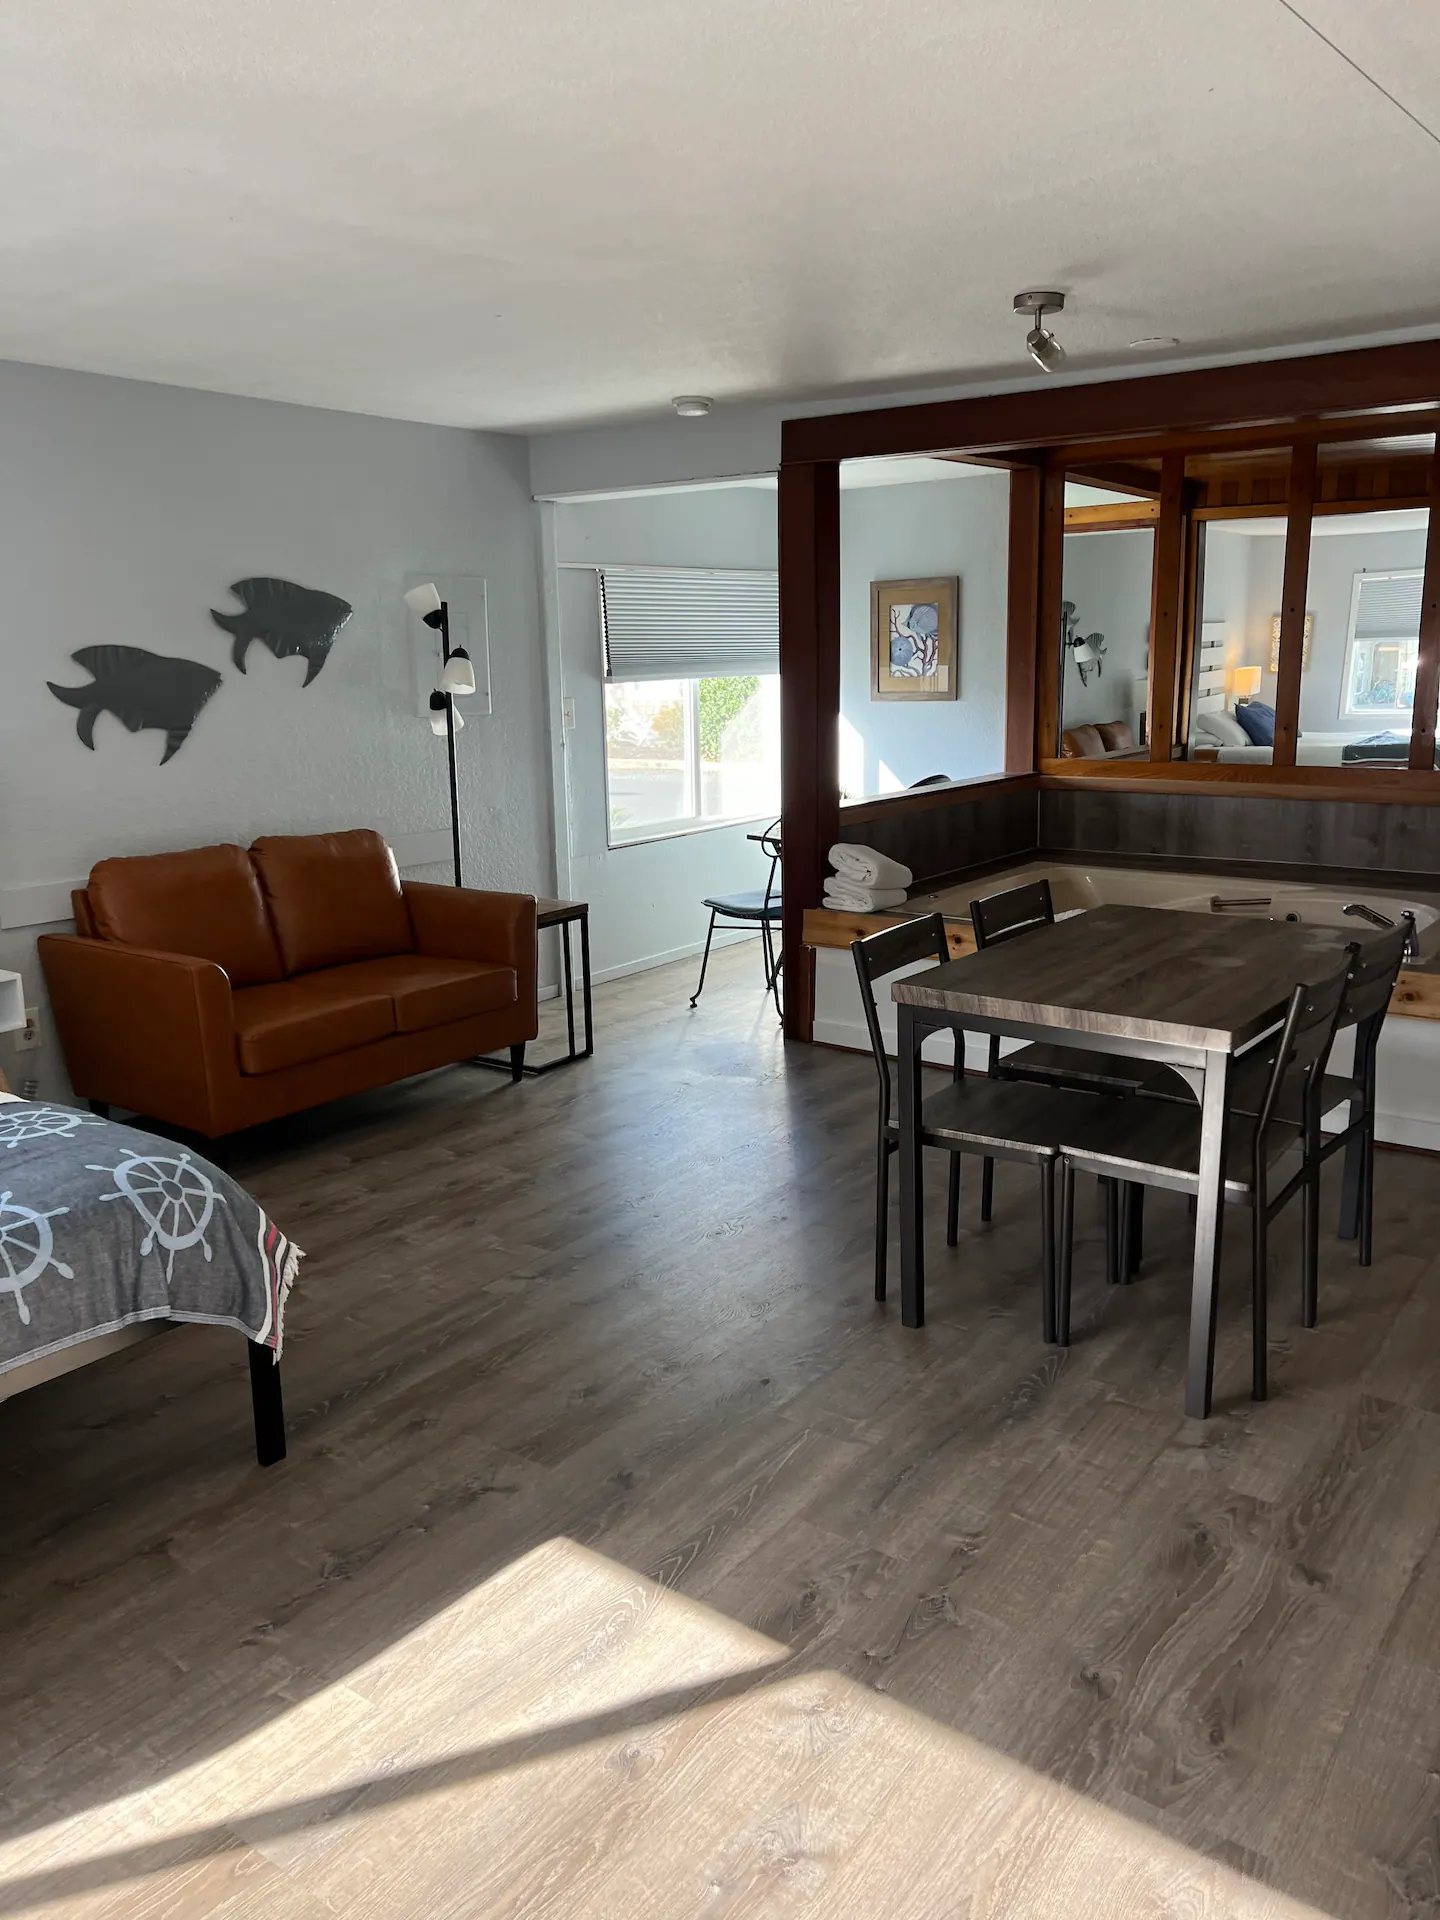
1060 720 1145 760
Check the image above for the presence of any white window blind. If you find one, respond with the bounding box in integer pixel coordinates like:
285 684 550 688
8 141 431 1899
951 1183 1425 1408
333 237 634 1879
600 567 780 682
1353 570 1423 639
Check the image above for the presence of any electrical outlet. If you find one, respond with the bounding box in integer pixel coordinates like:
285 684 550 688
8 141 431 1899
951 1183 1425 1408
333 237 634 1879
562 697 576 731
14 1006 40 1053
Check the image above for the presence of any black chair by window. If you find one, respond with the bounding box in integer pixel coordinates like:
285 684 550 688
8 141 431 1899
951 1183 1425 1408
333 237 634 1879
851 913 1112 1332
689 820 782 1016
968 879 1193 1247
1055 953 1355 1402
1312 925 1407 1286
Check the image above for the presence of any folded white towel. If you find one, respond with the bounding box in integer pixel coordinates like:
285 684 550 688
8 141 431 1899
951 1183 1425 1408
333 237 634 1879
824 884 910 913
828 843 913 890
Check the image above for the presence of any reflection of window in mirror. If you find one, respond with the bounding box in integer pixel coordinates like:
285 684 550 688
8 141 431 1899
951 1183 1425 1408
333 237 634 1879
1303 436 1434 770
1059 482 1157 762
836 453 1009 800
1184 450 1292 764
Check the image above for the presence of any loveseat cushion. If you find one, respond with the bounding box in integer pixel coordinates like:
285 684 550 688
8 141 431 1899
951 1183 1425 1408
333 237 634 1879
88 843 285 988
250 829 414 976
331 956 518 1032
233 974 396 1075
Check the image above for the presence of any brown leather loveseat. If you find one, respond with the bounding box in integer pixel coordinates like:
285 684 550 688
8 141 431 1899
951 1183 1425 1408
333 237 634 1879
39 830 538 1138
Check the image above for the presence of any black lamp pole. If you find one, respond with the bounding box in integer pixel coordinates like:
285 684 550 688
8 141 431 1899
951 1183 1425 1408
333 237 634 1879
424 601 463 887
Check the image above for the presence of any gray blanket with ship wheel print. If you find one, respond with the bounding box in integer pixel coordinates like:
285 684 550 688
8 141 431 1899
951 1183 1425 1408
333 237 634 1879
0 1101 300 1375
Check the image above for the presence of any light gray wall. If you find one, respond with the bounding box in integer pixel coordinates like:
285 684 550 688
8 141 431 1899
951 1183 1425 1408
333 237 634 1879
1059 527 1155 738
839 472 1010 795
0 358 552 1097
552 486 779 982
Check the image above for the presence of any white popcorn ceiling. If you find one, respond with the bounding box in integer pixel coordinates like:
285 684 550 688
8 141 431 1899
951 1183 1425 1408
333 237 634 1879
0 0 1437 432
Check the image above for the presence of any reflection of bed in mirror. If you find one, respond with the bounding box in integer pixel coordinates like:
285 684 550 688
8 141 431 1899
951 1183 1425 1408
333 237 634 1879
1194 730 1430 767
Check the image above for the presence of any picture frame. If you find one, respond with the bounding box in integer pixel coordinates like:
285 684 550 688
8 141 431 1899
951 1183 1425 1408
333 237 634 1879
1268 611 1313 674
870 577 959 701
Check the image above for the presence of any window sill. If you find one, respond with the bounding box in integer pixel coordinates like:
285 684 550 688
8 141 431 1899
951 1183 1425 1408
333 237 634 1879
606 812 777 852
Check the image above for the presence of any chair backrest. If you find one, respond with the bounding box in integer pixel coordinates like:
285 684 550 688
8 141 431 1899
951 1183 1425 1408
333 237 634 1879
850 913 952 1127
1341 925 1407 1032
909 774 952 788
1255 957 1355 1140
969 877 1056 951
757 818 781 910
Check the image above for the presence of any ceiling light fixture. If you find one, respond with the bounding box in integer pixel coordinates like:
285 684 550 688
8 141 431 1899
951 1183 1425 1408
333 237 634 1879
672 395 713 417
1013 290 1066 373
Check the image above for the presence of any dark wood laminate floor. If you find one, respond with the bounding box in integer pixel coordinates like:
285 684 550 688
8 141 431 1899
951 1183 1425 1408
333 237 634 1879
3 944 1440 1916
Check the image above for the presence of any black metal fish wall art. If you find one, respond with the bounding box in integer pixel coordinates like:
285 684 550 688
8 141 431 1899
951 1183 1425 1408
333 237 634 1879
47 647 223 764
211 577 353 684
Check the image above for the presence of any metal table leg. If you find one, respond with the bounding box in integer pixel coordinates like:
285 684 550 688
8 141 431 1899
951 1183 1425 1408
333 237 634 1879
898 1004 927 1329
1185 1047 1232 1418
473 907 593 1076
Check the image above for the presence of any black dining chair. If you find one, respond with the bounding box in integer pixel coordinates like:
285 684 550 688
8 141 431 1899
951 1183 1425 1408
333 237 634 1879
1054 953 1355 1402
851 914 1112 1335
968 878 1193 1243
689 819 782 1017
1312 925 1407 1285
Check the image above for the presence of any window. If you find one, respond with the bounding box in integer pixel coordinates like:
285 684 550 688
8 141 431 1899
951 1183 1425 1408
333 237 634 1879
599 567 780 842
1344 570 1422 716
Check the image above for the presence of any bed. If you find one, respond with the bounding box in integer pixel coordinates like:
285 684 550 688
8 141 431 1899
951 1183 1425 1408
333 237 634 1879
0 1089 299 1464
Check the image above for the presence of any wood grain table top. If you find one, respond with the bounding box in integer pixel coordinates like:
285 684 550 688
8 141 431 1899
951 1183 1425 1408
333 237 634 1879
892 904 1356 1053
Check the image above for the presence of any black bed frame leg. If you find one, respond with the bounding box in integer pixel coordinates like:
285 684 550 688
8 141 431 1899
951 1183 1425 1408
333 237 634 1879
88 1100 110 1119
248 1341 286 1467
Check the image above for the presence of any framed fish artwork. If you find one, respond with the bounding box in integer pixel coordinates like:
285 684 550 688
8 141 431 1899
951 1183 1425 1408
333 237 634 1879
211 578 353 684
870 577 959 701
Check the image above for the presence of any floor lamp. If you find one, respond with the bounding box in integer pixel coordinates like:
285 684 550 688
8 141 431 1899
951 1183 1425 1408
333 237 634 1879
404 582 476 887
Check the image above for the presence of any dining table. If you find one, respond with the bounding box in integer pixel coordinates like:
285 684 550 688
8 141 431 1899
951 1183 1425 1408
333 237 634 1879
891 902 1358 1418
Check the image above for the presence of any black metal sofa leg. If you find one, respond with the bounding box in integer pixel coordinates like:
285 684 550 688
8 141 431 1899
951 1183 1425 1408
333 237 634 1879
510 1043 526 1083
248 1341 286 1467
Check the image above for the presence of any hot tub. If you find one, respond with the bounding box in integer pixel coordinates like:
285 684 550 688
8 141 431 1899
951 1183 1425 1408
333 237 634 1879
812 860 1440 1151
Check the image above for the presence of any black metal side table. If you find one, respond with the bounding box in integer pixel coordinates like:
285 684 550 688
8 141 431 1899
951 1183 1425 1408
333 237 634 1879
475 897 593 1078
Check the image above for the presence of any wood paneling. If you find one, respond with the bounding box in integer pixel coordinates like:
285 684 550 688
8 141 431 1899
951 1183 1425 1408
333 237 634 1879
781 340 1440 465
778 459 840 1040
835 783 1039 888
1410 443 1440 771
1038 782 1440 876
1272 440 1317 768
1147 453 1186 761
1006 467 1042 771
1064 502 1161 529
1041 757 1440 803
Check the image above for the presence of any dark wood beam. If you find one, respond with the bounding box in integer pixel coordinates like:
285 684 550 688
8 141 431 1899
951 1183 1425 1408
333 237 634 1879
781 341 1440 466
1410 441 1440 771
1147 454 1186 761
778 460 840 1041
1005 467 1042 772
1035 463 1067 763
1063 461 1162 499
1272 441 1318 768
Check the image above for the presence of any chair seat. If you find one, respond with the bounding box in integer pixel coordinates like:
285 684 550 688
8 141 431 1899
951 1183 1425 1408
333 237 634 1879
1320 1071 1361 1116
999 1041 1193 1102
1059 1097 1302 1199
887 1078 1123 1162
701 891 782 920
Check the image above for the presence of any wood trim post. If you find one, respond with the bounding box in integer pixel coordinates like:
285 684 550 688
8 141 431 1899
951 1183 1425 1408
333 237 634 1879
1409 441 1440 771
779 459 840 1040
1272 440 1318 768
1034 462 1066 762
1147 453 1186 760
1005 467 1042 771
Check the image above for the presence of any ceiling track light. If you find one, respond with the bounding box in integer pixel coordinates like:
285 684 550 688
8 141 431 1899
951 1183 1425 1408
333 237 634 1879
1013 290 1066 373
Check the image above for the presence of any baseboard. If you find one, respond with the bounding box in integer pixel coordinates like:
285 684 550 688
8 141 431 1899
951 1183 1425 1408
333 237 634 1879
592 928 760 987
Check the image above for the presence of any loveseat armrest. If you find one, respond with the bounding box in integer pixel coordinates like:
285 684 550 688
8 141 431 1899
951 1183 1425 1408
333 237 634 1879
403 885 538 1032
37 935 237 1133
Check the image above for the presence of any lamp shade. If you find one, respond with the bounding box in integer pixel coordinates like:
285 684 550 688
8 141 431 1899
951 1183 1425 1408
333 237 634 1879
404 581 444 618
440 647 476 697
1072 641 1096 666
1231 665 1262 701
